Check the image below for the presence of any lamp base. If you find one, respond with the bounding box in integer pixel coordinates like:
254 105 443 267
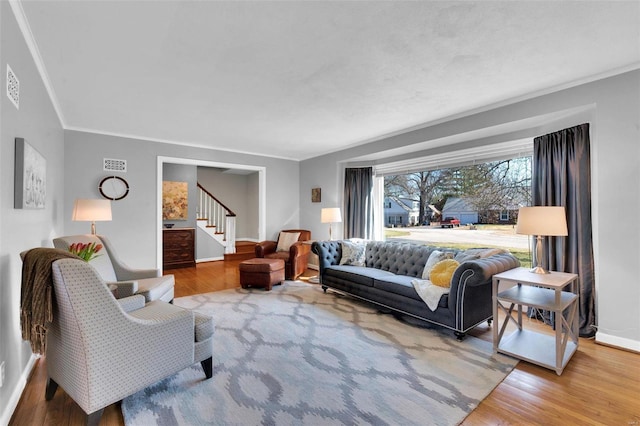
529 265 550 274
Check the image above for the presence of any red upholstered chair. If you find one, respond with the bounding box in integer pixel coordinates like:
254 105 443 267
255 229 311 280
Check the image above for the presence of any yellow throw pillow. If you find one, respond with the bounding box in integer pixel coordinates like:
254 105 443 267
429 259 460 288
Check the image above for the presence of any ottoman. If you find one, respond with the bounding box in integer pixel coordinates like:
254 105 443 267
239 258 285 291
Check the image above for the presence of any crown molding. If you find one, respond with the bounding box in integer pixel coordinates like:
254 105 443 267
9 0 66 127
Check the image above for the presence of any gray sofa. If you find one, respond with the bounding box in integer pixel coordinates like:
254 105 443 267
312 240 520 339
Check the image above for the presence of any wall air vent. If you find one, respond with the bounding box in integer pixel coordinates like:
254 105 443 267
6 65 19 110
104 158 127 172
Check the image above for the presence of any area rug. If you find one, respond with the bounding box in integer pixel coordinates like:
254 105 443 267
122 281 517 426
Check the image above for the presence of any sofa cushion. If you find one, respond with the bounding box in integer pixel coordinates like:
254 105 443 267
373 275 423 301
276 231 300 252
430 259 460 287
339 240 366 266
421 250 449 279
324 265 395 287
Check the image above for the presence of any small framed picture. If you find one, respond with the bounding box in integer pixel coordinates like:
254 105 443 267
311 188 321 203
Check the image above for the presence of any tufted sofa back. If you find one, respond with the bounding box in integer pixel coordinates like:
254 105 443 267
313 240 461 279
365 241 451 277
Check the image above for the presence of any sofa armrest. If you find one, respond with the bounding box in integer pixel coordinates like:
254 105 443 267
448 253 520 331
312 241 342 278
451 253 521 287
255 241 277 257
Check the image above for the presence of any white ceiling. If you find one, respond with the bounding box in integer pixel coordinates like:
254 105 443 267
14 1 640 161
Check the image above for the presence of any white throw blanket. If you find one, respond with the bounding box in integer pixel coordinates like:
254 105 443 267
411 278 449 311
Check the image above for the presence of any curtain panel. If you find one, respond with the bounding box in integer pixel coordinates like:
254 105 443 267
344 167 374 239
533 123 595 337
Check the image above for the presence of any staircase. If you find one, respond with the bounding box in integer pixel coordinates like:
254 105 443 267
197 183 236 254
224 241 257 261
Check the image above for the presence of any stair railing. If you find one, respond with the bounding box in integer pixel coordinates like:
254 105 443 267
197 183 237 253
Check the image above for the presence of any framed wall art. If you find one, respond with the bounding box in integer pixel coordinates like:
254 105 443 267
162 181 188 220
15 138 46 209
311 187 321 203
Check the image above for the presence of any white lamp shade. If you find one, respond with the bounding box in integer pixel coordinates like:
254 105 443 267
72 199 112 222
321 207 342 223
516 206 568 236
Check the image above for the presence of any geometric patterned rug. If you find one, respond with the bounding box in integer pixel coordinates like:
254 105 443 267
121 281 517 425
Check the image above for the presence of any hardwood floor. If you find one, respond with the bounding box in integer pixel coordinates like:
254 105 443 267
10 260 640 425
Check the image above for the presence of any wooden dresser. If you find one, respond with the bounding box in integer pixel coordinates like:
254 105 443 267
163 228 195 269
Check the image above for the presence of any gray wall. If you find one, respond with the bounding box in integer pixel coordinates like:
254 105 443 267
0 3 66 421
63 130 300 267
300 70 640 351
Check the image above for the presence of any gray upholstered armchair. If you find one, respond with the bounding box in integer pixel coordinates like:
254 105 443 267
44 257 214 425
53 234 174 302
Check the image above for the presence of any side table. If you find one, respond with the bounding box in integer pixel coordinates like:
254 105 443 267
492 267 579 375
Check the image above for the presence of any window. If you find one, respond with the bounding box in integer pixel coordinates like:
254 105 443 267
376 146 533 266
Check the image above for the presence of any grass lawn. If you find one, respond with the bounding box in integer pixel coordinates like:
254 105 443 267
420 242 532 268
383 226 531 268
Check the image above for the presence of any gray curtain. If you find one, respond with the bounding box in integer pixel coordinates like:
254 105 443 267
344 167 374 239
533 123 595 337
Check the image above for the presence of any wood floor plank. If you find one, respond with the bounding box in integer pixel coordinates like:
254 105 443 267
9 260 640 426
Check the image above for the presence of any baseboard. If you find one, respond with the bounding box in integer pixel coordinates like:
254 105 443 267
0 354 37 426
196 256 223 263
596 331 640 353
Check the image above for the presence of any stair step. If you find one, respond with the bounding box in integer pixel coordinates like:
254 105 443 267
224 252 255 261
235 241 257 254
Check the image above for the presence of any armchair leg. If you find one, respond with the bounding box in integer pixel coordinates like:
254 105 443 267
201 357 213 379
45 378 58 400
86 408 104 426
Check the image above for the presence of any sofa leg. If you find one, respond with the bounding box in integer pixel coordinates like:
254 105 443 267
487 318 493 326
86 408 104 426
454 331 466 341
201 357 213 379
322 286 328 293
45 377 58 400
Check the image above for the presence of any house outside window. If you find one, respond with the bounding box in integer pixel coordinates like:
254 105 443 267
500 210 509 221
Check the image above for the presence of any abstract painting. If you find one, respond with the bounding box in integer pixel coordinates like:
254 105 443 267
15 138 46 209
162 181 188 220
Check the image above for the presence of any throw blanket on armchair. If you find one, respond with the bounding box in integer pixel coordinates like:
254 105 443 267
20 248 80 354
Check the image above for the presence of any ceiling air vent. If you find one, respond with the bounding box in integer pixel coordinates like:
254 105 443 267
6 65 19 110
104 158 127 172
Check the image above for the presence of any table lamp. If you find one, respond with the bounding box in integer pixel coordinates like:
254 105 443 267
72 199 112 234
516 206 568 274
321 207 342 240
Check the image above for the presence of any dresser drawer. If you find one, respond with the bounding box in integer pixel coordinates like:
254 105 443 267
163 228 195 269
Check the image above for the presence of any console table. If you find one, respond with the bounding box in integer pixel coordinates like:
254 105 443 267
492 267 579 375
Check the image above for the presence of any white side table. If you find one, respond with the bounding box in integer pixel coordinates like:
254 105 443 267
492 267 579 375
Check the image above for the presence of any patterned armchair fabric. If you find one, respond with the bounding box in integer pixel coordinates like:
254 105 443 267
53 234 174 302
255 229 311 280
46 258 213 424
